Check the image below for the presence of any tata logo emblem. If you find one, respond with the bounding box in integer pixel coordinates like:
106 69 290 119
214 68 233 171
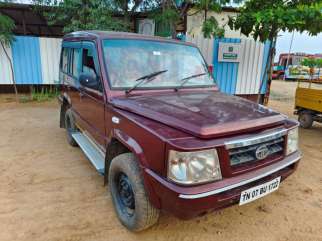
255 145 270 160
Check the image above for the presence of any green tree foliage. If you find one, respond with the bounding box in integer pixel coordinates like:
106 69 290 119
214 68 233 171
194 0 226 38
154 8 180 37
228 0 322 100
0 12 18 101
316 58 322 69
33 0 130 33
201 15 225 38
0 13 15 45
151 0 182 38
301 58 318 69
110 0 157 20
153 0 242 38
228 0 322 42
301 57 322 79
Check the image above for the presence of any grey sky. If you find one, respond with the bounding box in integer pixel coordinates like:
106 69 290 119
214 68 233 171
275 31 322 62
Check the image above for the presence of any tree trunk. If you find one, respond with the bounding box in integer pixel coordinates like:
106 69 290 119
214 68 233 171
1 41 18 102
171 24 177 39
265 43 276 104
179 2 189 18
161 0 177 39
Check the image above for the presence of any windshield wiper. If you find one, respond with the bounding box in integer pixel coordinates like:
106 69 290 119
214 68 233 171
126 70 168 94
174 73 207 91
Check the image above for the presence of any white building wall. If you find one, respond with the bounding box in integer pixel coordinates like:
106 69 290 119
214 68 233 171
235 39 265 94
39 37 62 84
0 44 13 84
186 10 244 39
186 10 269 95
186 34 214 65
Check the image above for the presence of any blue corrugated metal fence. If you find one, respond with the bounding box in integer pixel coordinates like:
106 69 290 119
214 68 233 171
0 35 61 85
1 34 271 95
213 38 241 95
11 36 43 84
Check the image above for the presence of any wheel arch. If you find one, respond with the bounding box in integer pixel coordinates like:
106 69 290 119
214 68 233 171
104 129 161 209
104 129 148 184
297 108 316 115
59 94 71 128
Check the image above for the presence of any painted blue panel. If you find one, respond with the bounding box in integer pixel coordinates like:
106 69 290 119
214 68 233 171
260 41 271 94
12 36 43 84
213 38 240 95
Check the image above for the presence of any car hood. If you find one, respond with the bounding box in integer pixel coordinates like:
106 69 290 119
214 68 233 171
111 91 286 139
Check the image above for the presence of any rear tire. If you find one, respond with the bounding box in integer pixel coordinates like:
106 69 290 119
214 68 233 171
64 109 78 147
108 153 159 232
299 112 313 129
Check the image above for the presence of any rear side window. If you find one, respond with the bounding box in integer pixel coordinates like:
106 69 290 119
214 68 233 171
61 47 69 73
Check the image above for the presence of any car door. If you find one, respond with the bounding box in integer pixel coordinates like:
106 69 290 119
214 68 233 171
68 43 83 119
60 42 83 118
60 45 72 102
77 41 106 149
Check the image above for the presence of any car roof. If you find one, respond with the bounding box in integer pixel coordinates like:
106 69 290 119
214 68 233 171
62 30 196 47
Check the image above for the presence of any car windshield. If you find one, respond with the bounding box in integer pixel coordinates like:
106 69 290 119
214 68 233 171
103 39 215 90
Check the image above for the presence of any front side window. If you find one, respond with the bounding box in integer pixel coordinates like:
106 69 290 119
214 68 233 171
81 47 102 91
82 48 97 78
103 39 215 90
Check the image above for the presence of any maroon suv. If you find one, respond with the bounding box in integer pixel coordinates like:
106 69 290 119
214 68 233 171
58 31 301 231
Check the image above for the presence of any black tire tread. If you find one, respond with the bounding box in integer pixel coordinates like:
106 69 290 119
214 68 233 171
108 153 159 231
299 112 313 129
65 109 78 147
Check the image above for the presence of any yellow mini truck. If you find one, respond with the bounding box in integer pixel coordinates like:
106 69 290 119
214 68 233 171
294 80 322 128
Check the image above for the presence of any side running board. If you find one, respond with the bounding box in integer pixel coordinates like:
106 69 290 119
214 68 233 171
72 132 105 174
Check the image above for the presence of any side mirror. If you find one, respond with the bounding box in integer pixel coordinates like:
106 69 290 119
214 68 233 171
208 65 214 76
79 73 99 90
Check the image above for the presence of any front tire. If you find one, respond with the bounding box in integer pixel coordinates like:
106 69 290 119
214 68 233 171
108 153 159 231
299 112 313 129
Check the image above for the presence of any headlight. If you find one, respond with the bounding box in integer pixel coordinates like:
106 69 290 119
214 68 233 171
167 149 222 185
286 127 298 155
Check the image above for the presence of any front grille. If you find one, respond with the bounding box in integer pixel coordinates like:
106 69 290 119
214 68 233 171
226 130 286 166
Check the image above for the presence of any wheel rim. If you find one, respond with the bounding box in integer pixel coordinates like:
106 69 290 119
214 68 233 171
300 115 308 124
116 173 135 217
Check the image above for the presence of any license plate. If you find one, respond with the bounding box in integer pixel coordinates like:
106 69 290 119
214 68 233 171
239 177 281 205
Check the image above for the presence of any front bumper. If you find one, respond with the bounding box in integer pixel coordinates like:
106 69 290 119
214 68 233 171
144 151 301 219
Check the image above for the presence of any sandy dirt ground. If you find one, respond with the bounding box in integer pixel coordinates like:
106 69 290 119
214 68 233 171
0 81 322 241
